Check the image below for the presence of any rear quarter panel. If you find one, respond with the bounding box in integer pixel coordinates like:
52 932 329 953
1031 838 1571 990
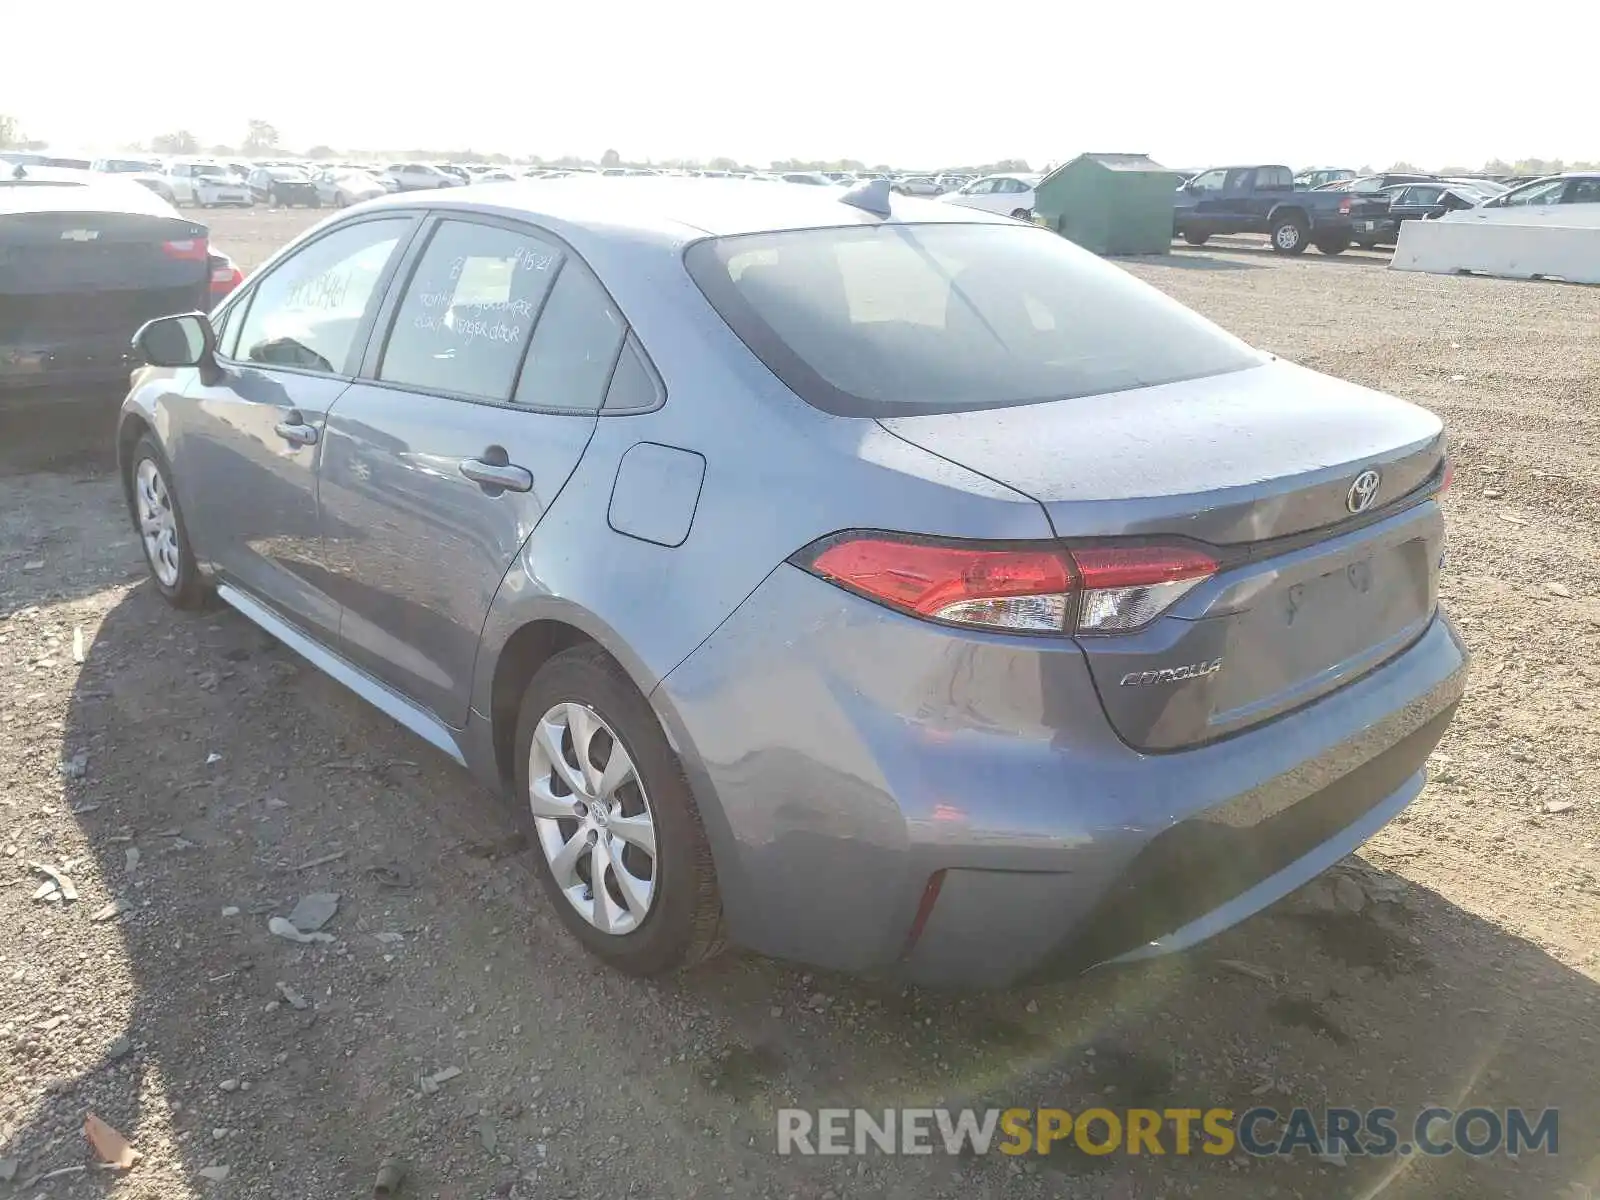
468 231 1057 716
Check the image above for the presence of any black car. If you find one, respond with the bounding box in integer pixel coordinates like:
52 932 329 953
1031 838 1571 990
247 166 320 208
1 166 210 392
1351 183 1483 249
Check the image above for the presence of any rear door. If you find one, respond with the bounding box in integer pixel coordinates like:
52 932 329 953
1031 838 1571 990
172 213 418 639
1214 168 1261 233
318 214 631 724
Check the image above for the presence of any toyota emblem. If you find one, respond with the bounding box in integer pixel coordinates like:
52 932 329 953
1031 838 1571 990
1346 468 1381 514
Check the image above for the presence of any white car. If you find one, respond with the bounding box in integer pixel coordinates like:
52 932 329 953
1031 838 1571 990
382 162 461 191
1443 173 1600 224
310 167 389 207
778 171 835 187
164 160 253 207
938 174 1042 220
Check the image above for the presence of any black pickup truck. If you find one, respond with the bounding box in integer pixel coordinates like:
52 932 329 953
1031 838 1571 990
1172 164 1389 255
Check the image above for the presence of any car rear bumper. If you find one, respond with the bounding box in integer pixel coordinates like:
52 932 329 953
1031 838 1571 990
654 564 1468 988
197 188 252 205
1 336 138 390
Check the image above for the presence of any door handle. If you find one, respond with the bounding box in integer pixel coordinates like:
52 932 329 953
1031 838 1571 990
460 457 533 493
274 412 319 447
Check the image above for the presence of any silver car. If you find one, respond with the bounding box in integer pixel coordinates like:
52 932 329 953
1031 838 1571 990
117 178 1466 987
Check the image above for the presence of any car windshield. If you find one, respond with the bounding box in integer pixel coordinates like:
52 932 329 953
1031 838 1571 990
686 222 1262 417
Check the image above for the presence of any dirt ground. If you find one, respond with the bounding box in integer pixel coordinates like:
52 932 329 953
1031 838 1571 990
1 207 1597 1199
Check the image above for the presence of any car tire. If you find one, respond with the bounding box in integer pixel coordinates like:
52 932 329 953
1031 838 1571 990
1183 231 1210 246
1010 207 1032 221
1355 240 1379 251
1270 215 1310 255
1315 236 1349 255
128 434 209 611
514 644 726 977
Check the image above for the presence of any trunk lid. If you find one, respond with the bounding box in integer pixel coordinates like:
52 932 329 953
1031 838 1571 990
0 193 209 336
880 360 1447 750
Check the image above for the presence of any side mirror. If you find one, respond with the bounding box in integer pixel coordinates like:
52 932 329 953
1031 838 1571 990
133 313 218 377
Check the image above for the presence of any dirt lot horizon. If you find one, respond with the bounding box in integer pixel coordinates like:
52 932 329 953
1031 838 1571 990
2 207 1597 1199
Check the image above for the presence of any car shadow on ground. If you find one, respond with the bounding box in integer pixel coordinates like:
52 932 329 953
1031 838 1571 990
1117 253 1265 272
1 573 1595 1198
1172 239 1394 268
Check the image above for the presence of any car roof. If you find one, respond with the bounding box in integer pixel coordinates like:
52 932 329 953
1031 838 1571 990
356 176 1017 246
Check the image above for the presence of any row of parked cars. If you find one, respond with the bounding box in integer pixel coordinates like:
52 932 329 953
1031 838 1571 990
1172 163 1600 254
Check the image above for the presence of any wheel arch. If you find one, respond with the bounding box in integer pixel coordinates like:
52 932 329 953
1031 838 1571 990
487 617 602 786
1267 202 1310 227
116 411 157 525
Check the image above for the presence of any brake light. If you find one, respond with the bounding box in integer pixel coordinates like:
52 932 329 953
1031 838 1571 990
1438 458 1453 495
794 534 1217 636
162 237 209 261
211 263 244 294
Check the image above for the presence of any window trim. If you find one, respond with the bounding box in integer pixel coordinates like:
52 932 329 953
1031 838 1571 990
354 208 664 418
213 211 425 382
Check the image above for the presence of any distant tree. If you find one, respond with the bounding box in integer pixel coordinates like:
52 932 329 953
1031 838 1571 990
0 113 19 148
304 144 336 160
1437 165 1471 176
1388 160 1423 173
1483 158 1513 175
150 130 200 155
1514 158 1563 176
600 148 621 168
1358 164 1373 174
709 156 741 172
209 144 235 157
991 158 1031 172
243 119 280 156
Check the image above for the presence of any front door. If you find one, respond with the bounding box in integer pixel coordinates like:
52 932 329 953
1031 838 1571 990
318 215 632 724
171 214 417 638
1183 168 1230 237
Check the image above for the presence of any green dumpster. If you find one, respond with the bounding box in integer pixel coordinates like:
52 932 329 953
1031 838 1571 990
1032 153 1181 255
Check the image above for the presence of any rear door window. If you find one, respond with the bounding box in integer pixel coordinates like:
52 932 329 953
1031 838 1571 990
686 222 1261 417
379 219 561 402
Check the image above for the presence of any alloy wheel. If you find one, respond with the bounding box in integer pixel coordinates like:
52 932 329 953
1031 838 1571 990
135 458 181 588
527 702 658 935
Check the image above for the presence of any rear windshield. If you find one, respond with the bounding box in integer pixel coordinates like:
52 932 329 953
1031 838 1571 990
684 222 1262 416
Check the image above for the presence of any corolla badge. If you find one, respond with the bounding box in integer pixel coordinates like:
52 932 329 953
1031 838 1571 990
1346 468 1381 514
1119 658 1223 687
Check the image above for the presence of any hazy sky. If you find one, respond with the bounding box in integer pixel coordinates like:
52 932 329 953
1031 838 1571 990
5 2 1592 168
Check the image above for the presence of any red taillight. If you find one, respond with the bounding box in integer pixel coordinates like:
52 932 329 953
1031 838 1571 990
795 533 1216 636
211 264 243 293
1438 459 1454 495
805 535 1074 633
162 237 209 261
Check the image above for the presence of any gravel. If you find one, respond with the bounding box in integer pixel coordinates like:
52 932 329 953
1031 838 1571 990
0 214 1595 1198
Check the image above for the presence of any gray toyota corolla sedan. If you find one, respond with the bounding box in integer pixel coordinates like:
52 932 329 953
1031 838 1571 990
117 177 1467 987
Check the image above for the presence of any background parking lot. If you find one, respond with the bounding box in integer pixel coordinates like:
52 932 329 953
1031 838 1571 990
2 206 1598 1198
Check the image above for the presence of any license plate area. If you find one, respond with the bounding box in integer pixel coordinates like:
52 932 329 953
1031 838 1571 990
1210 539 1432 718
